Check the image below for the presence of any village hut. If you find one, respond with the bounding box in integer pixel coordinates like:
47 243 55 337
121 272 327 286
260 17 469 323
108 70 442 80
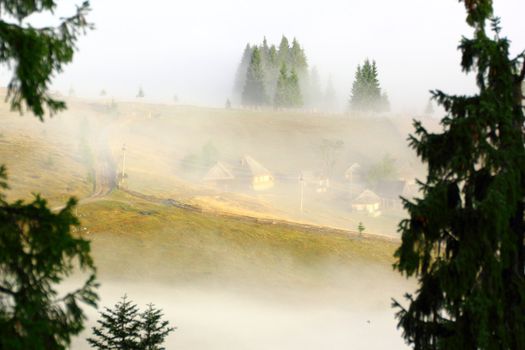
240 155 274 191
352 189 381 216
374 180 406 209
203 161 235 189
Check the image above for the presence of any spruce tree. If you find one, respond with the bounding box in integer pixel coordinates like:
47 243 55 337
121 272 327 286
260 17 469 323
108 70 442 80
233 43 252 103
357 222 365 237
274 63 289 109
278 35 290 65
288 68 303 108
87 296 142 350
393 1 525 349
241 47 268 107
261 36 270 65
349 59 384 112
268 45 278 67
290 38 308 74
139 304 175 350
0 1 98 349
265 44 280 98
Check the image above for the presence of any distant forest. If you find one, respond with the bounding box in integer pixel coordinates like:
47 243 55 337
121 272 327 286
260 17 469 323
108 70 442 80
232 36 337 111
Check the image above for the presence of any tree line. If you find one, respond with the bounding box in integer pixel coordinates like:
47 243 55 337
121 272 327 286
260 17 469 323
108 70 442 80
233 36 337 111
233 37 390 113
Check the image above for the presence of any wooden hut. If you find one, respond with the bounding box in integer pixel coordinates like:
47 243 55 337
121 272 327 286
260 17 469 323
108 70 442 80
203 161 235 189
240 155 274 191
352 189 381 216
374 180 406 209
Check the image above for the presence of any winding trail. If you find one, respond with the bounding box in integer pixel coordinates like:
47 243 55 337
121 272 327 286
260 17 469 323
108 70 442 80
52 126 117 212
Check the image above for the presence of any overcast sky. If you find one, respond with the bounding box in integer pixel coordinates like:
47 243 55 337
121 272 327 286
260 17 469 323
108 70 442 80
11 0 525 113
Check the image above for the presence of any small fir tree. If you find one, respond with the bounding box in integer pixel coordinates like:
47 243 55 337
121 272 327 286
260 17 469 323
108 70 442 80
274 64 289 109
288 68 303 108
87 296 142 350
278 35 290 65
349 59 385 112
233 44 253 103
357 222 365 236
241 47 268 107
139 304 175 350
290 38 308 75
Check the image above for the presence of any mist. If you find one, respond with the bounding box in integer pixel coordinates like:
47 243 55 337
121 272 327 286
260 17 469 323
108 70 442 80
1 0 521 112
2 1 524 349
2 99 420 349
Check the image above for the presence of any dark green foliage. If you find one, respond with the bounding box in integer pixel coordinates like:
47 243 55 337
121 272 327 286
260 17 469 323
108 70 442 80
290 38 308 75
273 64 303 109
241 47 268 107
288 69 303 108
139 304 175 350
349 59 387 112
274 64 289 108
236 36 310 107
357 222 365 236
278 36 290 65
87 296 142 349
88 297 174 350
393 1 525 349
233 44 252 103
0 2 99 349
0 167 98 350
0 1 93 120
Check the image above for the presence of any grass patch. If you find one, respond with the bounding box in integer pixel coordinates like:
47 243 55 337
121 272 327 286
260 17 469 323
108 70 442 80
80 191 398 288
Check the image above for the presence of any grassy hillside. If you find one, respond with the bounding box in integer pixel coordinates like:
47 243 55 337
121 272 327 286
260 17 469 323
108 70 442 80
79 190 398 290
0 98 406 286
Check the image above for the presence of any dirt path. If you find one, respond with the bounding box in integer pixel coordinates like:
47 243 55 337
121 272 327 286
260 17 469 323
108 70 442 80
53 127 117 211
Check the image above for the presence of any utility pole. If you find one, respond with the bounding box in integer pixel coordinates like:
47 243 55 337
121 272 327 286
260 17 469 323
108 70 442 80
347 163 360 199
120 143 127 189
299 173 305 214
